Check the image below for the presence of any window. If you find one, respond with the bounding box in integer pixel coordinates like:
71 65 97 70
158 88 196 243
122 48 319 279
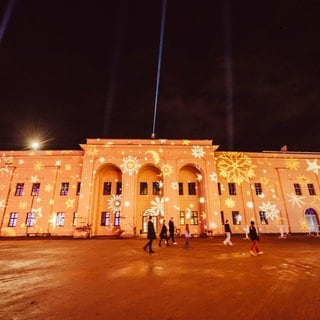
254 183 262 195
72 212 78 226
103 182 112 195
232 211 241 225
101 212 110 226
228 183 236 195
153 182 161 195
15 183 24 196
8 212 18 227
178 183 184 195
188 182 196 195
307 183 316 196
114 211 120 226
26 212 35 227
31 183 40 196
56 212 65 227
220 211 224 224
140 182 148 195
116 182 122 195
259 211 268 225
217 183 221 195
189 211 198 225
60 182 69 196
294 183 302 195
76 182 81 196
179 211 185 225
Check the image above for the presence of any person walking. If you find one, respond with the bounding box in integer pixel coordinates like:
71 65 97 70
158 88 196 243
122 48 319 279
249 221 263 256
167 217 177 245
143 216 156 253
184 224 191 248
159 220 169 247
223 219 233 246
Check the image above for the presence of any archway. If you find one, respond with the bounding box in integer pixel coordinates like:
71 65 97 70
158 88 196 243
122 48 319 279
305 208 319 234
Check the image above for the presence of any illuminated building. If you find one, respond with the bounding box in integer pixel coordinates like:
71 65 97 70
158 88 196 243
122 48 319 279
0 139 319 238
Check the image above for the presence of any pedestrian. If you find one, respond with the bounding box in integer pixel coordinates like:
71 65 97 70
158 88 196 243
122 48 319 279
185 224 191 248
167 217 177 245
143 216 156 254
249 221 263 256
223 219 233 246
159 220 169 247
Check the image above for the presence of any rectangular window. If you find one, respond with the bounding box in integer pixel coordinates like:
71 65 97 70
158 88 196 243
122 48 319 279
307 183 316 196
116 182 122 195
179 211 185 225
228 183 236 195
76 182 81 196
217 183 221 195
153 182 161 195
140 182 148 195
178 183 184 195
294 183 302 195
103 182 112 195
188 182 196 195
101 211 110 226
254 183 263 195
26 212 35 227
114 211 120 226
190 211 198 225
259 211 268 225
72 212 78 226
220 211 224 224
31 183 40 196
60 182 69 196
56 212 65 227
15 183 24 196
232 211 241 225
8 212 18 227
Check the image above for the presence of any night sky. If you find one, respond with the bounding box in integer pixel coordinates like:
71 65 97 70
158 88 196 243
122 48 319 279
0 0 320 152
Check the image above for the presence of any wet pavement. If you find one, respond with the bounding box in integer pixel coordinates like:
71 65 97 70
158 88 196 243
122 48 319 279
1 234 320 320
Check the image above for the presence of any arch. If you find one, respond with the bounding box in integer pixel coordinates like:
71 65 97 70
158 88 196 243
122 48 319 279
305 208 319 234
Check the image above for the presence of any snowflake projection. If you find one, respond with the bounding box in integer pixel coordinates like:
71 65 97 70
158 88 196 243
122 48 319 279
284 157 300 171
196 174 203 182
171 182 179 190
161 163 174 177
157 181 164 189
296 174 310 184
34 161 44 172
209 172 217 182
45 184 53 192
260 176 269 185
306 159 320 175
65 198 75 209
0 165 9 176
217 152 256 185
87 146 99 157
121 156 140 175
225 198 235 208
259 201 279 220
0 198 6 209
151 197 165 216
30 175 39 183
108 194 122 213
191 145 205 159
287 192 305 208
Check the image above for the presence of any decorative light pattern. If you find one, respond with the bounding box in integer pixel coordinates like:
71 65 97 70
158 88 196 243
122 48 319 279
34 161 44 172
209 172 217 182
121 156 140 175
151 197 165 216
225 198 235 208
287 192 305 208
217 152 256 185
259 201 279 220
171 182 179 190
284 158 300 171
160 163 174 177
191 145 205 159
108 194 122 213
306 159 320 175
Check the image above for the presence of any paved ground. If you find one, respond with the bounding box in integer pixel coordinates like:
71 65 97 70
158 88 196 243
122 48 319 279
1 234 320 320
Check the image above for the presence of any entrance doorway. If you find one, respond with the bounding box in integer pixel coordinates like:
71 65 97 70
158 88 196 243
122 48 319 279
305 208 319 234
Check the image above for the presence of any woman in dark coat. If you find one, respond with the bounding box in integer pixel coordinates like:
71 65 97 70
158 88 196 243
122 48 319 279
249 221 263 256
143 216 157 253
159 220 169 247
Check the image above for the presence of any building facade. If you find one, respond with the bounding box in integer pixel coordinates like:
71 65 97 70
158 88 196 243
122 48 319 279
0 139 319 238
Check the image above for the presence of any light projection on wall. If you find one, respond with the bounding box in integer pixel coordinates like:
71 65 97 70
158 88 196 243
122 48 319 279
225 198 235 208
306 159 320 174
259 201 279 220
108 195 121 213
145 150 160 164
287 192 306 208
121 156 140 175
160 163 174 177
191 145 205 158
217 152 256 185
284 157 300 170
151 197 166 216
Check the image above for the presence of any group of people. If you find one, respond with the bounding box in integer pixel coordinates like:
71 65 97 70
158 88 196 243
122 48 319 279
143 217 263 255
143 216 190 253
223 219 263 256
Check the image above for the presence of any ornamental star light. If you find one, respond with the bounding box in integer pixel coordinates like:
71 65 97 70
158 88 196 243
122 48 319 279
161 163 174 177
284 157 300 171
191 145 205 159
151 197 165 216
306 159 320 175
225 198 235 208
65 198 75 208
121 156 140 175
287 192 305 208
108 194 122 213
34 161 44 172
259 201 279 220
